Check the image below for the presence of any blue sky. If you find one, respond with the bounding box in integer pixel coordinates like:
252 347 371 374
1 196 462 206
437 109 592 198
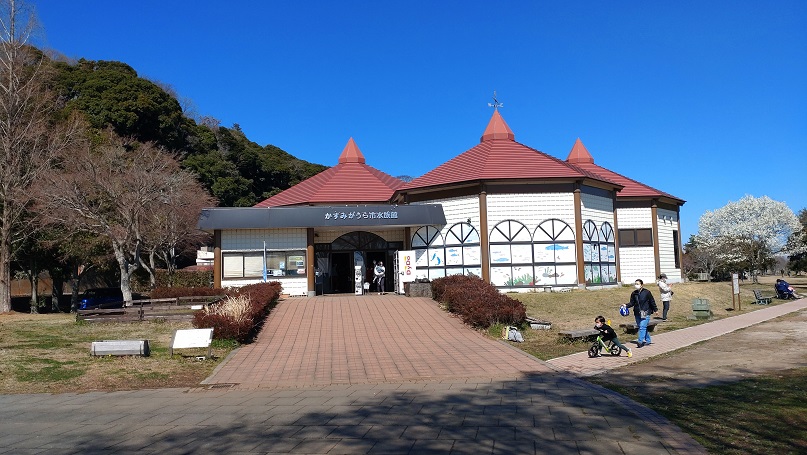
31 0 806 241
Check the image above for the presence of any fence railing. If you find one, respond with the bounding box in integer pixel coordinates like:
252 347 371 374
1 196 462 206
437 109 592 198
76 296 225 323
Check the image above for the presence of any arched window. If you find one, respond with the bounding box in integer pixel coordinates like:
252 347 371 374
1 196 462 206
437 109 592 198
532 219 577 286
412 226 445 280
444 222 481 278
490 220 534 287
583 220 617 285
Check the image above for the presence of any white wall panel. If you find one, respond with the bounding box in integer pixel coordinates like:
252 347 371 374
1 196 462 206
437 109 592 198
581 192 614 226
619 247 656 284
487 193 575 233
616 207 652 229
223 277 307 296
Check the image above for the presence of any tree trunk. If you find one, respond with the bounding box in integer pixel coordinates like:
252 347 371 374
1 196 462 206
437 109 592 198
51 273 64 313
113 241 136 302
69 263 80 313
0 236 10 312
29 272 39 314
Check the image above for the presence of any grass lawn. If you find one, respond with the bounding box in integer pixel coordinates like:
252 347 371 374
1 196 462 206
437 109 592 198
591 367 807 455
498 274 807 360
0 314 237 394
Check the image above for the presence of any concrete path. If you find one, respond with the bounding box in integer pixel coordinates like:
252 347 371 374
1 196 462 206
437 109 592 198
1 296 804 454
547 298 807 376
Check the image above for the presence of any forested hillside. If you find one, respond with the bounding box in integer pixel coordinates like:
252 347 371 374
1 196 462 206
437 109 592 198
51 58 328 207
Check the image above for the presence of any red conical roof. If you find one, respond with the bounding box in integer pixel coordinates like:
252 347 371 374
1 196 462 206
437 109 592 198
480 109 515 142
400 111 618 191
254 138 403 207
566 138 594 164
564 139 685 203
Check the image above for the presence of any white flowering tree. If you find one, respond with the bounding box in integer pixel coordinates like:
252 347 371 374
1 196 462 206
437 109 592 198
696 195 802 282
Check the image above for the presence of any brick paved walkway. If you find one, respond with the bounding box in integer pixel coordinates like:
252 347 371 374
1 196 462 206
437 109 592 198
204 295 553 388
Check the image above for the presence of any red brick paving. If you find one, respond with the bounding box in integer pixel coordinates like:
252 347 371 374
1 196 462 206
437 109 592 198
205 295 552 388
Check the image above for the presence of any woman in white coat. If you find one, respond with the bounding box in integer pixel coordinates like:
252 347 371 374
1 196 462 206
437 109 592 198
657 274 672 320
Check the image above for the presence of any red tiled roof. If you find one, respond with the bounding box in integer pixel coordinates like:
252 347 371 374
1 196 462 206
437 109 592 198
254 138 404 207
566 139 685 203
400 111 619 191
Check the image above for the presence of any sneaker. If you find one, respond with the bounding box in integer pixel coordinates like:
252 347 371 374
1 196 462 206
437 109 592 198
636 343 644 348
627 350 633 358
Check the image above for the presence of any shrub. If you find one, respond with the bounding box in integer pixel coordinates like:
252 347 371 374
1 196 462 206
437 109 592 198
192 281 282 343
155 269 213 288
431 275 526 328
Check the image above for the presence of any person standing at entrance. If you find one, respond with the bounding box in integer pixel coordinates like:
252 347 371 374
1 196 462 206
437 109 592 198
624 279 657 348
374 262 386 294
656 274 672 320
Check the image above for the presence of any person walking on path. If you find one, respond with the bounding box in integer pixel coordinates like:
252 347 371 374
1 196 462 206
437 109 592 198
374 261 386 294
624 279 658 348
594 316 632 357
657 273 672 320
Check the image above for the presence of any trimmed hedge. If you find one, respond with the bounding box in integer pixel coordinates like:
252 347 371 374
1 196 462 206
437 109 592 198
150 286 224 299
192 281 283 343
431 274 526 328
155 269 213 288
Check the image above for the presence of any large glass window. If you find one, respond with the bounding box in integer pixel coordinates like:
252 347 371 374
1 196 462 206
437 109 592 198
490 220 534 287
583 221 617 285
619 228 653 247
412 225 445 280
443 222 482 278
532 219 577 286
222 250 306 279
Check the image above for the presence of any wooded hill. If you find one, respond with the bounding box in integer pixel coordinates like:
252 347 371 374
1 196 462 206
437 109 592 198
51 58 327 207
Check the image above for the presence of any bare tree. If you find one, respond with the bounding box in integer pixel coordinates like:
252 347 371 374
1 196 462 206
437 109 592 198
139 169 215 288
37 131 213 301
0 0 79 312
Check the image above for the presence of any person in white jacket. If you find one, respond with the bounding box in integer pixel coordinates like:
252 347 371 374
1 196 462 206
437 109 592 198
657 274 672 320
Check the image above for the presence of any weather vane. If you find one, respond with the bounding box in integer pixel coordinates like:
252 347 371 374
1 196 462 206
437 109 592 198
488 91 503 109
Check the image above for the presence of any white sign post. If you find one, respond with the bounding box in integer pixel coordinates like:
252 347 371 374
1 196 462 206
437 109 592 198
397 250 416 294
170 328 214 358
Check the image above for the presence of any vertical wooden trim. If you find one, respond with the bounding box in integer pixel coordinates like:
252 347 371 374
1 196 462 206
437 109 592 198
479 190 490 283
213 230 222 289
676 210 683 281
307 228 315 297
404 227 411 250
612 193 621 284
573 185 585 287
651 199 660 279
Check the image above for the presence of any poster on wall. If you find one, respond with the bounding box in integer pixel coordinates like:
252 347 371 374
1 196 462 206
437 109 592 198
415 249 429 267
510 266 534 286
428 248 444 267
489 245 511 264
607 245 616 262
555 265 577 285
582 244 592 262
445 246 463 266
599 245 608 262
463 246 481 265
511 244 532 263
535 243 574 262
535 265 557 284
490 267 511 286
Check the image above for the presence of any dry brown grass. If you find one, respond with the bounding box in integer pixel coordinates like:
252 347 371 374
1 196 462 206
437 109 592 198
502 274 807 360
0 313 235 394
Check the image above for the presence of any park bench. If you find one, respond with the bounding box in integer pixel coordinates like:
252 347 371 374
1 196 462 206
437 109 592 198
619 320 659 334
557 328 599 342
752 289 773 305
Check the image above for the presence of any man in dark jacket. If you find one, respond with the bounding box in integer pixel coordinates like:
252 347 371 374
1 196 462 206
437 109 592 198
624 279 658 348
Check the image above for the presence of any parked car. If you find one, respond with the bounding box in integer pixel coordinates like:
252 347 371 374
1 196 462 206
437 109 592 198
78 287 125 310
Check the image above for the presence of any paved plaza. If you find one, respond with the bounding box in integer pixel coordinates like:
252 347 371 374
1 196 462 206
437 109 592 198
2 295 805 454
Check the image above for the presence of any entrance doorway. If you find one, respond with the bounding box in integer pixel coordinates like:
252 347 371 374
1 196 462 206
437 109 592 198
315 231 403 295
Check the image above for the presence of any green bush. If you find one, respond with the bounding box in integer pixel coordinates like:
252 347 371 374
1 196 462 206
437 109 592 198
431 274 526 328
155 269 213 288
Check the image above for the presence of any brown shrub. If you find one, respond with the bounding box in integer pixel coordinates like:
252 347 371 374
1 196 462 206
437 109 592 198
192 281 283 343
431 275 526 328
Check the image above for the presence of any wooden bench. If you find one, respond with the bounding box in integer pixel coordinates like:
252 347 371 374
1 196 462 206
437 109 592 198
619 320 659 334
557 328 599 341
752 289 773 305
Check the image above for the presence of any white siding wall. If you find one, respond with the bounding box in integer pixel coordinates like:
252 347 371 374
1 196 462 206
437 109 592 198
487 193 575 232
315 229 405 243
222 228 307 250
580 192 614 227
417 196 479 229
657 209 681 283
617 207 654 284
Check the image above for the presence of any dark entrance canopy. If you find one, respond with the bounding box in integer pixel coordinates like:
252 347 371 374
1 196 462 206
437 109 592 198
197 205 446 231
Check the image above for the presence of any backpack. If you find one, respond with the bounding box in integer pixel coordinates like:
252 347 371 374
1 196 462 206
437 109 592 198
506 326 524 343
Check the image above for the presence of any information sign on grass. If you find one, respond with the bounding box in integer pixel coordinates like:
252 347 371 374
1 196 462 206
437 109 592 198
170 328 214 358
